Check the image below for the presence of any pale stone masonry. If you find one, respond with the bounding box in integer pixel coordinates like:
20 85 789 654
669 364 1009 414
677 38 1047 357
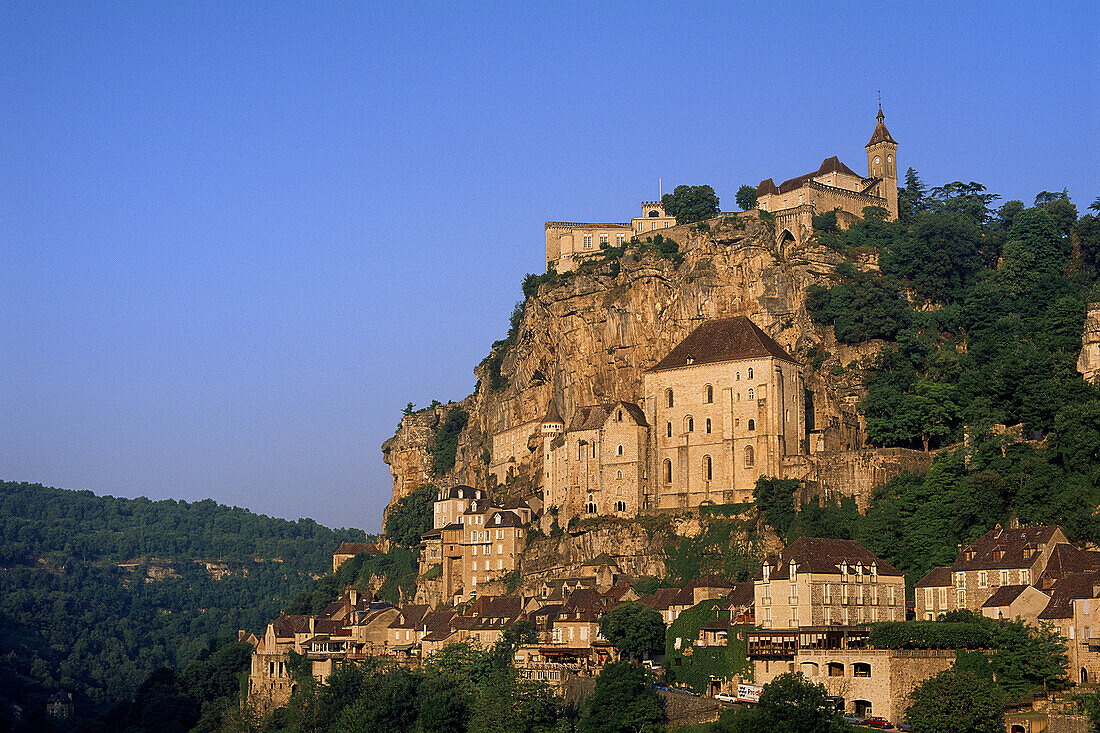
754 537 906 630
545 202 677 272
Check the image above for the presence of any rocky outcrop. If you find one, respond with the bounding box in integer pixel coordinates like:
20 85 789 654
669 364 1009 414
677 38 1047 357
1078 303 1100 384
381 215 871 515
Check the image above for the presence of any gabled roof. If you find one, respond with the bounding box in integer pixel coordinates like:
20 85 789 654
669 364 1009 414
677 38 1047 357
1037 543 1100 588
390 604 430 629
915 566 953 588
728 583 755 607
1039 570 1100 620
639 587 685 611
757 157 864 197
650 317 798 372
982 585 1033 608
271 615 312 637
951 525 1062 571
487 510 524 528
582 553 622 569
565 401 648 432
334 541 379 556
756 537 903 580
438 485 486 502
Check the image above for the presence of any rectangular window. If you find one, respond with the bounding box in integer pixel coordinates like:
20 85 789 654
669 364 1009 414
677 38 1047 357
925 588 933 609
583 234 592 249
599 233 608 247
1021 569 1030 584
823 583 831 605
823 607 831 625
497 544 503 554
616 233 625 246
939 587 947 608
957 589 966 608
791 608 798 627
889 585 895 606
1000 570 1010 586
979 571 987 587
955 572 965 588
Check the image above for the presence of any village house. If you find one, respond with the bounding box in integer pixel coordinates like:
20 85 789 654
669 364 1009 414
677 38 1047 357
331 541 379 573
754 537 905 630
545 202 677 273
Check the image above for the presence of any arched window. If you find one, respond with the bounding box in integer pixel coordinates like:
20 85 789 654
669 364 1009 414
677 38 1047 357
748 388 755 400
666 422 672 438
703 455 712 481
617 445 624 456
745 445 755 467
748 368 754 379
586 499 597 514
615 500 627 512
686 416 694 432
705 418 712 434
616 409 623 421
616 469 623 479
705 385 714 403
736 371 741 380
748 419 756 431
666 389 674 408
853 662 871 678
664 459 673 484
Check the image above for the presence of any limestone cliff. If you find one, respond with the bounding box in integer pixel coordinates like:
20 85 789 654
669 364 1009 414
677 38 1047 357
1078 302 1100 384
382 215 880 513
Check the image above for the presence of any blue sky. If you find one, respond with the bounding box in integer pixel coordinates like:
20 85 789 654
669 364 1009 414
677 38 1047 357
1 2 1096 531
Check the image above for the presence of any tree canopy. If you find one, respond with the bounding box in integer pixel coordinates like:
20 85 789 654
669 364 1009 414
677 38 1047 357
660 185 720 225
598 602 666 661
735 185 758 211
906 668 1005 733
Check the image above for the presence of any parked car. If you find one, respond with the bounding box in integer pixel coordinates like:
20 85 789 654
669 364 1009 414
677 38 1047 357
841 712 866 725
651 683 668 692
671 685 699 696
713 692 738 704
865 717 894 729
897 721 914 732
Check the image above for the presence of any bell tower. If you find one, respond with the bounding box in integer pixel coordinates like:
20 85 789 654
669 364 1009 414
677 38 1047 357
865 105 899 220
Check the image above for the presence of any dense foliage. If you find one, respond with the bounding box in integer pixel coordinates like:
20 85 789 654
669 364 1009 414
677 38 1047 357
806 261 909 344
261 637 570 733
664 601 751 694
283 545 418 613
869 621 994 650
660 184 719 225
0 480 366 726
598 602 666 661
905 668 1006 733
385 482 437 548
430 408 470 475
578 662 665 733
713 672 851 732
734 185 757 212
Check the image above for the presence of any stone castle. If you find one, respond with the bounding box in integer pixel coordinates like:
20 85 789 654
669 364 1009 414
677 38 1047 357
544 107 898 274
483 110 921 525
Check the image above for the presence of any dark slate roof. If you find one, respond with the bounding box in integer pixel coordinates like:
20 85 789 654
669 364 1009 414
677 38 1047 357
686 574 734 590
981 585 1030 608
915 566 953 588
757 157 864 197
560 588 618 622
1039 570 1100 620
951 525 1062 572
542 401 564 425
639 587 686 611
755 537 903 580
1037 543 1100 589
582 552 621 569
271 615 313 637
487 510 524 528
566 401 648 432
334 542 379 556
389 604 430 629
866 107 897 146
650 317 798 373
728 583 755 607
438 485 487 502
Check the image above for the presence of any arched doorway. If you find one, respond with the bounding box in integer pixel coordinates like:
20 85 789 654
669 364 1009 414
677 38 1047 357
853 700 872 717
1083 667 1089 683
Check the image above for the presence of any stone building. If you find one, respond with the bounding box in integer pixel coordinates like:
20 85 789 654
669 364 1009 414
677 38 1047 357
754 537 906 630
545 202 677 272
542 401 650 521
331 541 379 573
756 107 899 246
914 524 1069 620
643 316 807 509
439 496 528 602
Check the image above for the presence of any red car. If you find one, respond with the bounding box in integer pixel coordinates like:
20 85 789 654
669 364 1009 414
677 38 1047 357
865 717 895 729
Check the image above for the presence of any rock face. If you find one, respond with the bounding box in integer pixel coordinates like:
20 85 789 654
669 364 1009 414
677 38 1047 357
381 215 896 518
1078 303 1100 384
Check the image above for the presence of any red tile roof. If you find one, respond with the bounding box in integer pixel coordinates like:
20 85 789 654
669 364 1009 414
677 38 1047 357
650 317 797 372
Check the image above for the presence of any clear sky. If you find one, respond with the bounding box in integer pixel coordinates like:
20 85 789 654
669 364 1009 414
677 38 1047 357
1 2 1096 532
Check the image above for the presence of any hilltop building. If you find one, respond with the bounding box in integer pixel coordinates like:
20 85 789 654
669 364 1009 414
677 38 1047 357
756 107 899 246
545 202 677 272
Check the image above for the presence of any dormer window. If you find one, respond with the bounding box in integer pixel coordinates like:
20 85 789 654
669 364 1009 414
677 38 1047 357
762 563 770 582
964 549 976 562
789 561 797 580
495 515 501 525
992 547 1005 561
617 410 623 421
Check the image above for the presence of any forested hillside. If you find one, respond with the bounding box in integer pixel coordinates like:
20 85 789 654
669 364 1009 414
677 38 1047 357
771 181 1100 590
0 481 369 725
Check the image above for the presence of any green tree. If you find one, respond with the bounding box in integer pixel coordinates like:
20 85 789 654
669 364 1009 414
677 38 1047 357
898 167 928 223
578 662 665 733
735 185 758 211
715 672 850 732
416 673 472 732
431 408 470 475
598 602 666 661
384 482 437 547
660 185 719 225
906 668 1005 733
882 213 983 303
753 477 800 541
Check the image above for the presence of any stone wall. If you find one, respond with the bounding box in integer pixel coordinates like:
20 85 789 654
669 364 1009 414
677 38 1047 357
1077 302 1100 384
789 448 934 510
